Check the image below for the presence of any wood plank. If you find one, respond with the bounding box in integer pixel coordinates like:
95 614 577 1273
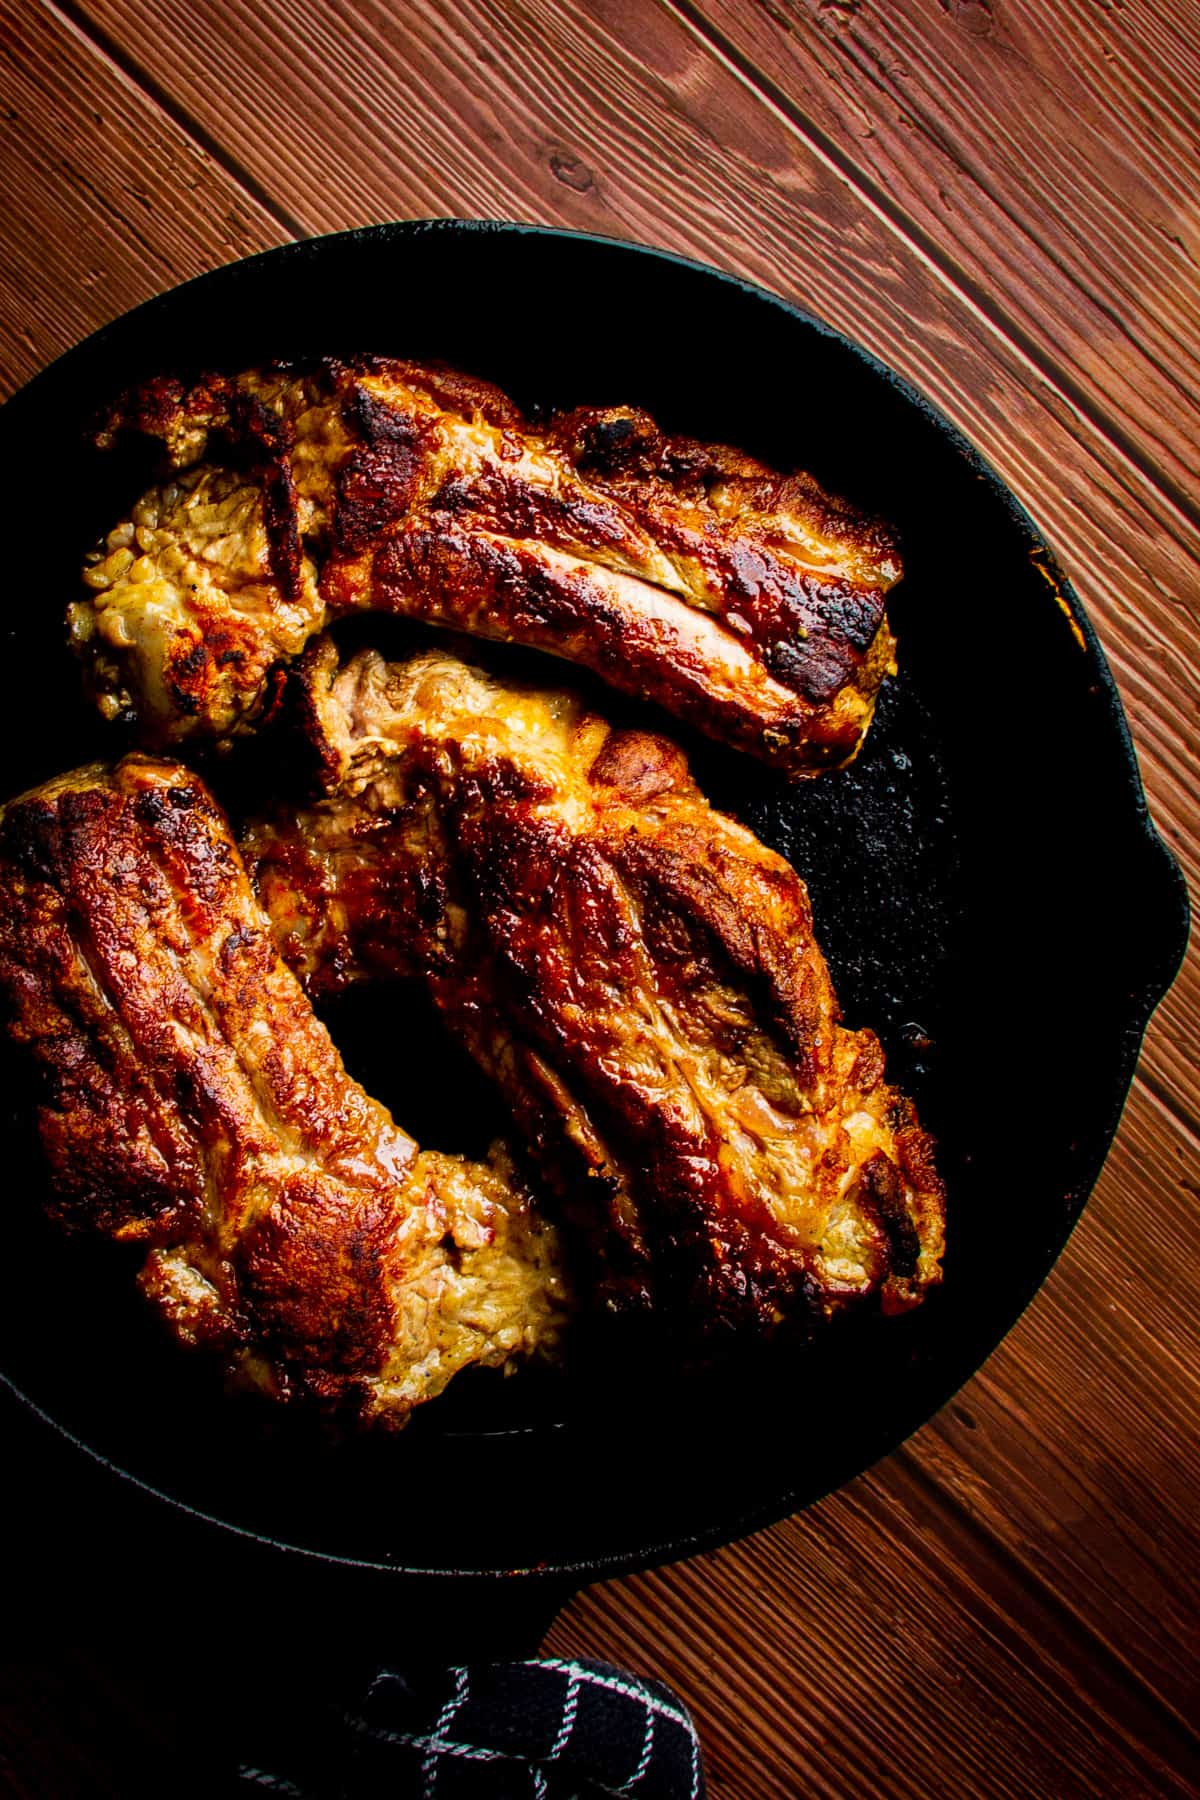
0 1640 185 1799
544 1455 1200 1799
679 0 1200 522
0 0 286 390
1140 975 1200 1145
58 0 1200 1028
910 1080 1200 1730
543 1069 1200 1788
0 2 1196 1794
43 34 1199 1736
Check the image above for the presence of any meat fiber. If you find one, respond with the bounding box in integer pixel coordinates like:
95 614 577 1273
71 359 901 770
244 638 944 1339
0 755 565 1425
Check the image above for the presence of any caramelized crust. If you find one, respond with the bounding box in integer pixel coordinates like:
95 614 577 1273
244 640 944 1337
0 756 565 1424
72 359 900 768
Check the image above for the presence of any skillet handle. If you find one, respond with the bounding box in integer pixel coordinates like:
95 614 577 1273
1129 827 1189 1025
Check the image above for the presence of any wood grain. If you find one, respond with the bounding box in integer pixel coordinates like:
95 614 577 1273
910 1085 1200 1730
680 0 1200 523
39 22 1198 1729
0 0 284 386
544 1112 1200 1791
545 1457 1200 1799
57 0 1200 964
0 0 1196 1795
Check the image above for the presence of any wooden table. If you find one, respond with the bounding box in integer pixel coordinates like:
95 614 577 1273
1 2 1197 1795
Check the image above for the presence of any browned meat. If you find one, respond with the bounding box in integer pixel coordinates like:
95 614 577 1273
244 639 944 1339
71 360 900 770
0 756 565 1425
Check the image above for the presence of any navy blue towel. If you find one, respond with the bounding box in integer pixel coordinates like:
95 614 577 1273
237 1657 706 1799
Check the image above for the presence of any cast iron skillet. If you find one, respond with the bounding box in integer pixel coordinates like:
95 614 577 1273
0 223 1188 1654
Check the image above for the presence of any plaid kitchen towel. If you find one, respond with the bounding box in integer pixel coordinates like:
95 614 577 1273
237 1656 706 1799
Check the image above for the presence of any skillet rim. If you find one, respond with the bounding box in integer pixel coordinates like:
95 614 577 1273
0 218 1189 1584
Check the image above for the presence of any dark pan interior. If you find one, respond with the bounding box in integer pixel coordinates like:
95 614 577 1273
0 223 1187 1584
